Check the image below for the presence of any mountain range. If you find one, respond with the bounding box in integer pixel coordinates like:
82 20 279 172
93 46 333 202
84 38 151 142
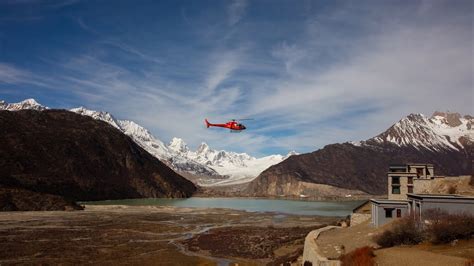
2 99 471 200
245 112 473 198
1 99 292 186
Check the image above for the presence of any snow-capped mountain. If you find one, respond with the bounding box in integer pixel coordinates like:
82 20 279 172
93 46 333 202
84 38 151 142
246 111 473 197
167 137 297 186
69 108 293 185
2 99 291 186
70 108 292 184
361 112 473 151
70 107 122 129
0 98 47 111
68 108 219 178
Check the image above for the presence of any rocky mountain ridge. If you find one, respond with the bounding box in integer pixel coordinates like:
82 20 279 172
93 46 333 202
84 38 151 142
246 112 473 197
1 99 291 186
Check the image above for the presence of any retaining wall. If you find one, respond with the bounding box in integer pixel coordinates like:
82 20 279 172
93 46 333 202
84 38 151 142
302 226 341 266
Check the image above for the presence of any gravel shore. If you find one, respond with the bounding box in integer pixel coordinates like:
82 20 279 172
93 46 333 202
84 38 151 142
0 205 338 265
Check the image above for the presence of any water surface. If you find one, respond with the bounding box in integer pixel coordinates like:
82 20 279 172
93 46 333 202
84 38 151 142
85 197 364 216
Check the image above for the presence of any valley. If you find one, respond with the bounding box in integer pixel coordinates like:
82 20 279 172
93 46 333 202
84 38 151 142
0 205 339 265
1 99 472 200
1 2 472 265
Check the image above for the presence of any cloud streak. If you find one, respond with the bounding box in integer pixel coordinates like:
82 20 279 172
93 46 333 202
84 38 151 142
227 0 247 26
0 0 471 156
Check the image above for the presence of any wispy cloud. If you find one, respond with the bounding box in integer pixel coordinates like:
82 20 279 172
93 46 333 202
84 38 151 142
1 0 471 156
48 0 81 9
227 0 247 26
203 51 241 96
0 63 30 84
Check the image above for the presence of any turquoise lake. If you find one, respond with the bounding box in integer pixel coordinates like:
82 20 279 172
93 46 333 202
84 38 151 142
85 197 364 216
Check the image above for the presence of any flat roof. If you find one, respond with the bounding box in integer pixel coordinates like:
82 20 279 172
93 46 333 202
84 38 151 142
407 193 474 200
389 163 434 167
370 199 409 204
389 165 407 168
387 172 416 175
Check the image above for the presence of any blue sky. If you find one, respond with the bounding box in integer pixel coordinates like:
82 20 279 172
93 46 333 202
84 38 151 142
0 0 472 156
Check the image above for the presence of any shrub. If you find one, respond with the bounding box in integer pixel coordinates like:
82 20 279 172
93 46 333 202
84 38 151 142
447 185 457 194
375 209 474 247
340 246 375 266
374 216 423 247
427 212 474 244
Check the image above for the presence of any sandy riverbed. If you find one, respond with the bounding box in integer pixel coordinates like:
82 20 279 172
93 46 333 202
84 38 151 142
0 205 339 265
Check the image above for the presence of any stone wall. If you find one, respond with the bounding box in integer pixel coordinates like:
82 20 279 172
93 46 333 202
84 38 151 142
414 176 472 195
350 213 370 226
302 226 341 266
413 179 434 194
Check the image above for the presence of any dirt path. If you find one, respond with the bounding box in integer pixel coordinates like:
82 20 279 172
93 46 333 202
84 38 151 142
316 221 381 259
0 205 338 265
374 246 469 266
315 219 473 265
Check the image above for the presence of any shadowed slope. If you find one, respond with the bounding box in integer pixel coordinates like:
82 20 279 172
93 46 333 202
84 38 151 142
0 110 196 203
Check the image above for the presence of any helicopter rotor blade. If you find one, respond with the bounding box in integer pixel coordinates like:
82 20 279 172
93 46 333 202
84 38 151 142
232 118 254 121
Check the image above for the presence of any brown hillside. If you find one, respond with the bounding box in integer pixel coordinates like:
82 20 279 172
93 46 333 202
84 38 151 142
0 110 196 204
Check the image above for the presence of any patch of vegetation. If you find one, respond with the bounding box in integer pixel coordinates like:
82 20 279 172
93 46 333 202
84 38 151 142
340 246 375 266
424 209 474 244
374 209 474 247
182 225 325 260
447 185 457 194
375 216 423 247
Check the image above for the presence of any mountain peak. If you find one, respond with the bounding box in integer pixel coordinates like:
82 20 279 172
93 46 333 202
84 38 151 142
0 98 47 111
370 111 472 151
21 98 40 105
404 113 426 121
197 142 210 153
70 107 120 129
431 111 463 127
118 120 153 138
168 137 189 153
284 150 298 158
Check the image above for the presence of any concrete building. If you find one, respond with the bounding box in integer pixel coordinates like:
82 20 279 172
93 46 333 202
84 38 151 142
370 199 409 227
407 193 474 222
388 163 434 200
370 163 474 227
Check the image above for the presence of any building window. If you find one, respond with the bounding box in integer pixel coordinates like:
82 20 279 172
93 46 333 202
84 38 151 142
408 186 413 193
392 176 400 184
392 186 400 194
385 208 393 218
397 209 402 217
416 168 423 177
408 177 413 184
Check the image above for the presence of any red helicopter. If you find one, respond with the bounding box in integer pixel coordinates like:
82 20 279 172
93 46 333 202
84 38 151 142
205 118 252 132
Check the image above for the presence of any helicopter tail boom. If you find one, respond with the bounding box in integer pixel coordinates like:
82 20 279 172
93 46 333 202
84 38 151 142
205 119 228 128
